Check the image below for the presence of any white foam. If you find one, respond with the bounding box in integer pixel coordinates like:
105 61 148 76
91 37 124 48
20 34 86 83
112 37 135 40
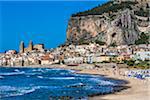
37 69 45 72
67 69 76 73
37 76 44 79
32 69 37 72
25 72 41 76
89 78 115 86
0 86 16 91
32 68 45 73
48 77 76 80
26 75 30 77
67 83 84 87
99 80 115 86
14 69 20 72
37 86 57 89
46 68 74 72
0 71 25 76
0 76 4 79
0 86 36 98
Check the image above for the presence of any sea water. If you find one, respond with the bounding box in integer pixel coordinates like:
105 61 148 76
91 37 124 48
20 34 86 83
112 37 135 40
0 67 126 100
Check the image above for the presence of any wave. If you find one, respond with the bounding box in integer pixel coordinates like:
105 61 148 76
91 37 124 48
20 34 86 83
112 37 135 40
0 71 25 76
89 78 116 86
0 67 124 99
66 83 85 87
24 72 41 76
45 68 75 73
48 77 76 80
37 76 44 79
0 86 36 98
0 85 62 98
32 68 45 73
0 76 4 79
14 69 20 72
99 80 116 86
74 74 102 78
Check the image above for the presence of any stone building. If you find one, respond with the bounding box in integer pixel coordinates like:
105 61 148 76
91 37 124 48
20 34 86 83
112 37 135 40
19 40 44 53
19 41 24 53
34 44 44 51
24 40 33 52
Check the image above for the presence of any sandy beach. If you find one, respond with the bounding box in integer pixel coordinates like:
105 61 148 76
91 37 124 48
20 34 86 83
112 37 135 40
78 68 150 100
1 64 150 100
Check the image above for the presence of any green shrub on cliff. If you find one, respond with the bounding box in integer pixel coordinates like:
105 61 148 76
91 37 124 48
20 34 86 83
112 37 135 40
110 42 117 47
72 1 137 17
135 8 149 17
95 40 106 45
135 32 149 45
78 39 89 45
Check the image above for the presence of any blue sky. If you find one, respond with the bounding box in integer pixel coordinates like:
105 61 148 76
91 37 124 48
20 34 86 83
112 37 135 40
0 0 108 52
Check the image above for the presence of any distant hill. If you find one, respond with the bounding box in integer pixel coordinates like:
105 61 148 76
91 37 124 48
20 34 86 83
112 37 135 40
66 0 150 45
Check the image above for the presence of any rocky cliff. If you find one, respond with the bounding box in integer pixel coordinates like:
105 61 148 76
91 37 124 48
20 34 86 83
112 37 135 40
66 0 150 45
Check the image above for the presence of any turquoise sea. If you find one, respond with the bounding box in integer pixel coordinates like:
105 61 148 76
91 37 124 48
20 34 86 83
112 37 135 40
0 67 127 100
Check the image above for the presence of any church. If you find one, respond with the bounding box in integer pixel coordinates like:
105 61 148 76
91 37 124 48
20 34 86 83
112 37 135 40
19 40 44 53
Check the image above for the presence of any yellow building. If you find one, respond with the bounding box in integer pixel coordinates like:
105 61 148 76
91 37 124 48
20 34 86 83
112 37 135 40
116 54 131 62
116 55 125 62
93 56 111 63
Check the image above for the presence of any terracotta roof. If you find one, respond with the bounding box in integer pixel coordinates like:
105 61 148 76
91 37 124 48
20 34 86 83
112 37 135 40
41 55 50 60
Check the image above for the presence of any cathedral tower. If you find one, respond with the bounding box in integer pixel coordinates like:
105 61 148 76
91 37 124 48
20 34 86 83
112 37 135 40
28 40 33 51
19 41 24 53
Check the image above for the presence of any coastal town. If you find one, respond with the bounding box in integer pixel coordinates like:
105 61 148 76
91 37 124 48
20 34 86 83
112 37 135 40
0 40 149 68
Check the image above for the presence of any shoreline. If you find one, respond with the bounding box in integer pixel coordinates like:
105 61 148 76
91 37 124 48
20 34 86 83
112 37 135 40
78 68 150 100
1 64 150 100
